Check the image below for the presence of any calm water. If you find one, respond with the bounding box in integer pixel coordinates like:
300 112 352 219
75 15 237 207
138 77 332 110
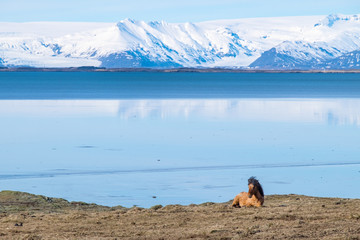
0 72 360 207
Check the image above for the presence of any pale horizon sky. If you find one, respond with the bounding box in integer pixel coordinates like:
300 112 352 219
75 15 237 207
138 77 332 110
1 0 360 23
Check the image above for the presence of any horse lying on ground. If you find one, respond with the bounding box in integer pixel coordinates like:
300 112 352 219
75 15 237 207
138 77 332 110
232 176 264 208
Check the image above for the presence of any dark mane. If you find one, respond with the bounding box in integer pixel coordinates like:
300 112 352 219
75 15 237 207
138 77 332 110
248 176 264 197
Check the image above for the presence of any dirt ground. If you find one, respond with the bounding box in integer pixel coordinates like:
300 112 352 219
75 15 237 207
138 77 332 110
0 191 359 239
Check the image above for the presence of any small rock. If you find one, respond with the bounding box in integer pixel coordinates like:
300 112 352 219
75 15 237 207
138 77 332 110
150 205 163 211
14 223 23 227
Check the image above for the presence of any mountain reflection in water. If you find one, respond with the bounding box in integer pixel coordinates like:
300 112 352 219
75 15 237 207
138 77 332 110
0 98 360 207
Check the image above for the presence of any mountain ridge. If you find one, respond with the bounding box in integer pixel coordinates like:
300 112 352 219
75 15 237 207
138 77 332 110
0 14 360 70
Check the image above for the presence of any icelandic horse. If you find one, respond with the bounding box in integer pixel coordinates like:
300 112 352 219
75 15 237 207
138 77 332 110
232 176 264 207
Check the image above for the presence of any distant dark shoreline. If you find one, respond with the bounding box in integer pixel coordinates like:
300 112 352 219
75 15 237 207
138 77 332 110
1 67 360 73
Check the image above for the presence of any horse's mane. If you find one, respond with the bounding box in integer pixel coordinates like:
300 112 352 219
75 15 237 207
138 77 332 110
248 176 264 197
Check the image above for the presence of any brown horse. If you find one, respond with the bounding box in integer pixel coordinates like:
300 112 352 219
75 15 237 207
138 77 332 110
232 177 264 208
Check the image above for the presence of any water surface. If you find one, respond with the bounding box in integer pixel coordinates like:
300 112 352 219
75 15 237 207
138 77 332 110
0 72 359 207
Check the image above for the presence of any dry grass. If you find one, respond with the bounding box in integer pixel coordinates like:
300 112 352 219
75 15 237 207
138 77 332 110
0 191 359 239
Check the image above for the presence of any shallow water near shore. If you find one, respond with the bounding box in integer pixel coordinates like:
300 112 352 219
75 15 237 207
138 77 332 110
0 72 360 207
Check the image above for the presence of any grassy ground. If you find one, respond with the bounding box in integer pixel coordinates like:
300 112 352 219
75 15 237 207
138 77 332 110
0 191 359 239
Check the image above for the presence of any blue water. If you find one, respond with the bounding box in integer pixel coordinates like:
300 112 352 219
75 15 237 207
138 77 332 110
1 72 360 99
0 72 360 207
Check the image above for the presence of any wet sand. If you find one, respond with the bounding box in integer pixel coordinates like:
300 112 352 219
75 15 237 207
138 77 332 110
0 191 359 239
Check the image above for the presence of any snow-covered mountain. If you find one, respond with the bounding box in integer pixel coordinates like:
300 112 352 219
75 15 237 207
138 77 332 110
324 50 360 69
0 14 360 69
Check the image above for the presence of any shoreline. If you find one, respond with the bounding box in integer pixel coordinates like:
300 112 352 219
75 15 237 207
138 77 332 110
1 67 360 73
2 190 360 211
1 190 359 239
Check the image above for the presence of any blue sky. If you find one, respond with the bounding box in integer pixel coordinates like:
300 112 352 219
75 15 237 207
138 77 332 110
1 0 360 22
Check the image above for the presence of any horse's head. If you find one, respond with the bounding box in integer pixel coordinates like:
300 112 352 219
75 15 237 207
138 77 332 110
248 176 264 198
248 183 256 198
